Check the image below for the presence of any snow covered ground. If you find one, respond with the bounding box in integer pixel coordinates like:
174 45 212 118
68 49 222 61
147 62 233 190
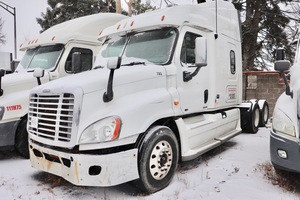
0 126 299 200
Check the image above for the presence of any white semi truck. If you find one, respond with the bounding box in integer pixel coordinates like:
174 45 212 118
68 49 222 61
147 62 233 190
27 1 269 193
0 13 127 158
270 45 300 172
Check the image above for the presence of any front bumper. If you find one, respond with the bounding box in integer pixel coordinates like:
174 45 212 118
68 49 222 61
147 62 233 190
270 130 300 173
29 141 139 186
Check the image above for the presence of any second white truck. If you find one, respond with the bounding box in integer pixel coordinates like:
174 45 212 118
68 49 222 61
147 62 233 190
0 13 127 158
270 46 300 173
27 1 268 193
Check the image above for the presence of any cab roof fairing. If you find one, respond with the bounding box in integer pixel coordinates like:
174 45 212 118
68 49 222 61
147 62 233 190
19 13 128 51
98 1 238 40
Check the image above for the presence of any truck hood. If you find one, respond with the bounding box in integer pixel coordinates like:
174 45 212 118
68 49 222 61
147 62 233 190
1 71 49 98
34 64 167 95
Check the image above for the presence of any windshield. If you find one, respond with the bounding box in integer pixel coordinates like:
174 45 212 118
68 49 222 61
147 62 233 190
94 27 177 67
294 39 300 64
17 44 64 71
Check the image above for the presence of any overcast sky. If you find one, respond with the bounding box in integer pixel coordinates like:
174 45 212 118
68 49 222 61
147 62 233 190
0 0 48 59
0 0 197 60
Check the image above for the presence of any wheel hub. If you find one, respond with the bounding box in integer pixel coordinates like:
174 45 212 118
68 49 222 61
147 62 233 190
149 140 173 180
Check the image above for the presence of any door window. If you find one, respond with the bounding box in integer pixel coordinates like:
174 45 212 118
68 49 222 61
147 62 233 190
230 50 236 74
65 48 93 73
180 32 201 66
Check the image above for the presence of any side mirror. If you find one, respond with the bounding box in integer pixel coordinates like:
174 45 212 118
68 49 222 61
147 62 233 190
33 68 45 85
10 60 19 72
195 37 207 68
107 56 122 70
274 60 290 71
0 69 5 96
275 48 285 61
183 37 207 82
103 57 122 102
274 60 293 98
0 69 5 77
72 52 81 74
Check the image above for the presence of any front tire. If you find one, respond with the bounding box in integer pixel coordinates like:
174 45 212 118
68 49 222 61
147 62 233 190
15 118 29 159
136 126 179 193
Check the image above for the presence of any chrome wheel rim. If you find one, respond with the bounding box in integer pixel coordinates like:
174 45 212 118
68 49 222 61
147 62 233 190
149 140 173 180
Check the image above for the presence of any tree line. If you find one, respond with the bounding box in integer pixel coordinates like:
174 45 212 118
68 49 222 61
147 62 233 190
0 0 299 71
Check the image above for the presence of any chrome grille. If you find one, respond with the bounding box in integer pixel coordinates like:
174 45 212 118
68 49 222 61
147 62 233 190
28 93 75 142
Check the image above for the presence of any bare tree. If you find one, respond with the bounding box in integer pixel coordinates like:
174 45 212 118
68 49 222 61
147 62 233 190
116 0 122 13
125 0 132 16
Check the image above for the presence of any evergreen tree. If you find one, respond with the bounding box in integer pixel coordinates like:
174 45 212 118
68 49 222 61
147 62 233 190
233 0 293 71
37 0 155 33
132 0 155 15
37 0 103 33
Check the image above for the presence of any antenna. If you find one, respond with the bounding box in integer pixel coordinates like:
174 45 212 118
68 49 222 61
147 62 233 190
215 0 218 39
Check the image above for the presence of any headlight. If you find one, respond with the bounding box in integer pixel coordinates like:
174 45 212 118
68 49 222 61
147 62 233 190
79 116 122 144
0 106 4 120
272 109 295 137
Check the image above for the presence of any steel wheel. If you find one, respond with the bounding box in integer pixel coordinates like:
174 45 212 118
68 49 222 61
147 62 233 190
149 140 173 180
135 126 179 193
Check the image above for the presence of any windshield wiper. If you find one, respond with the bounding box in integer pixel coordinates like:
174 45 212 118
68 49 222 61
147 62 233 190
121 62 145 66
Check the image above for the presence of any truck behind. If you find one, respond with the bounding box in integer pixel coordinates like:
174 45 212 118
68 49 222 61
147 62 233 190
0 13 127 158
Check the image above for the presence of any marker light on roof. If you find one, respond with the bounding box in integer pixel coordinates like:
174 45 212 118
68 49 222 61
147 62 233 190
35 39 38 43
161 15 165 21
52 36 55 41
117 24 121 30
130 21 134 26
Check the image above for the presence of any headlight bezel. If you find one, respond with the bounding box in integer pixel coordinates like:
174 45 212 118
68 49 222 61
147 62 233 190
272 108 295 137
79 116 122 145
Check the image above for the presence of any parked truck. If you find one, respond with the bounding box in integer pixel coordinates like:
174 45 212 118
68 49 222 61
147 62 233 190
270 45 300 172
0 13 127 158
27 1 269 193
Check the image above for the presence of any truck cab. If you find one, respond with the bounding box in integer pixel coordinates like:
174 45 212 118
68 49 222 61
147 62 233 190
0 13 127 158
27 1 266 193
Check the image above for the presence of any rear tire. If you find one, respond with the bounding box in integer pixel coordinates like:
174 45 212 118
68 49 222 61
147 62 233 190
135 126 179 193
259 101 269 127
246 103 260 133
15 118 29 159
